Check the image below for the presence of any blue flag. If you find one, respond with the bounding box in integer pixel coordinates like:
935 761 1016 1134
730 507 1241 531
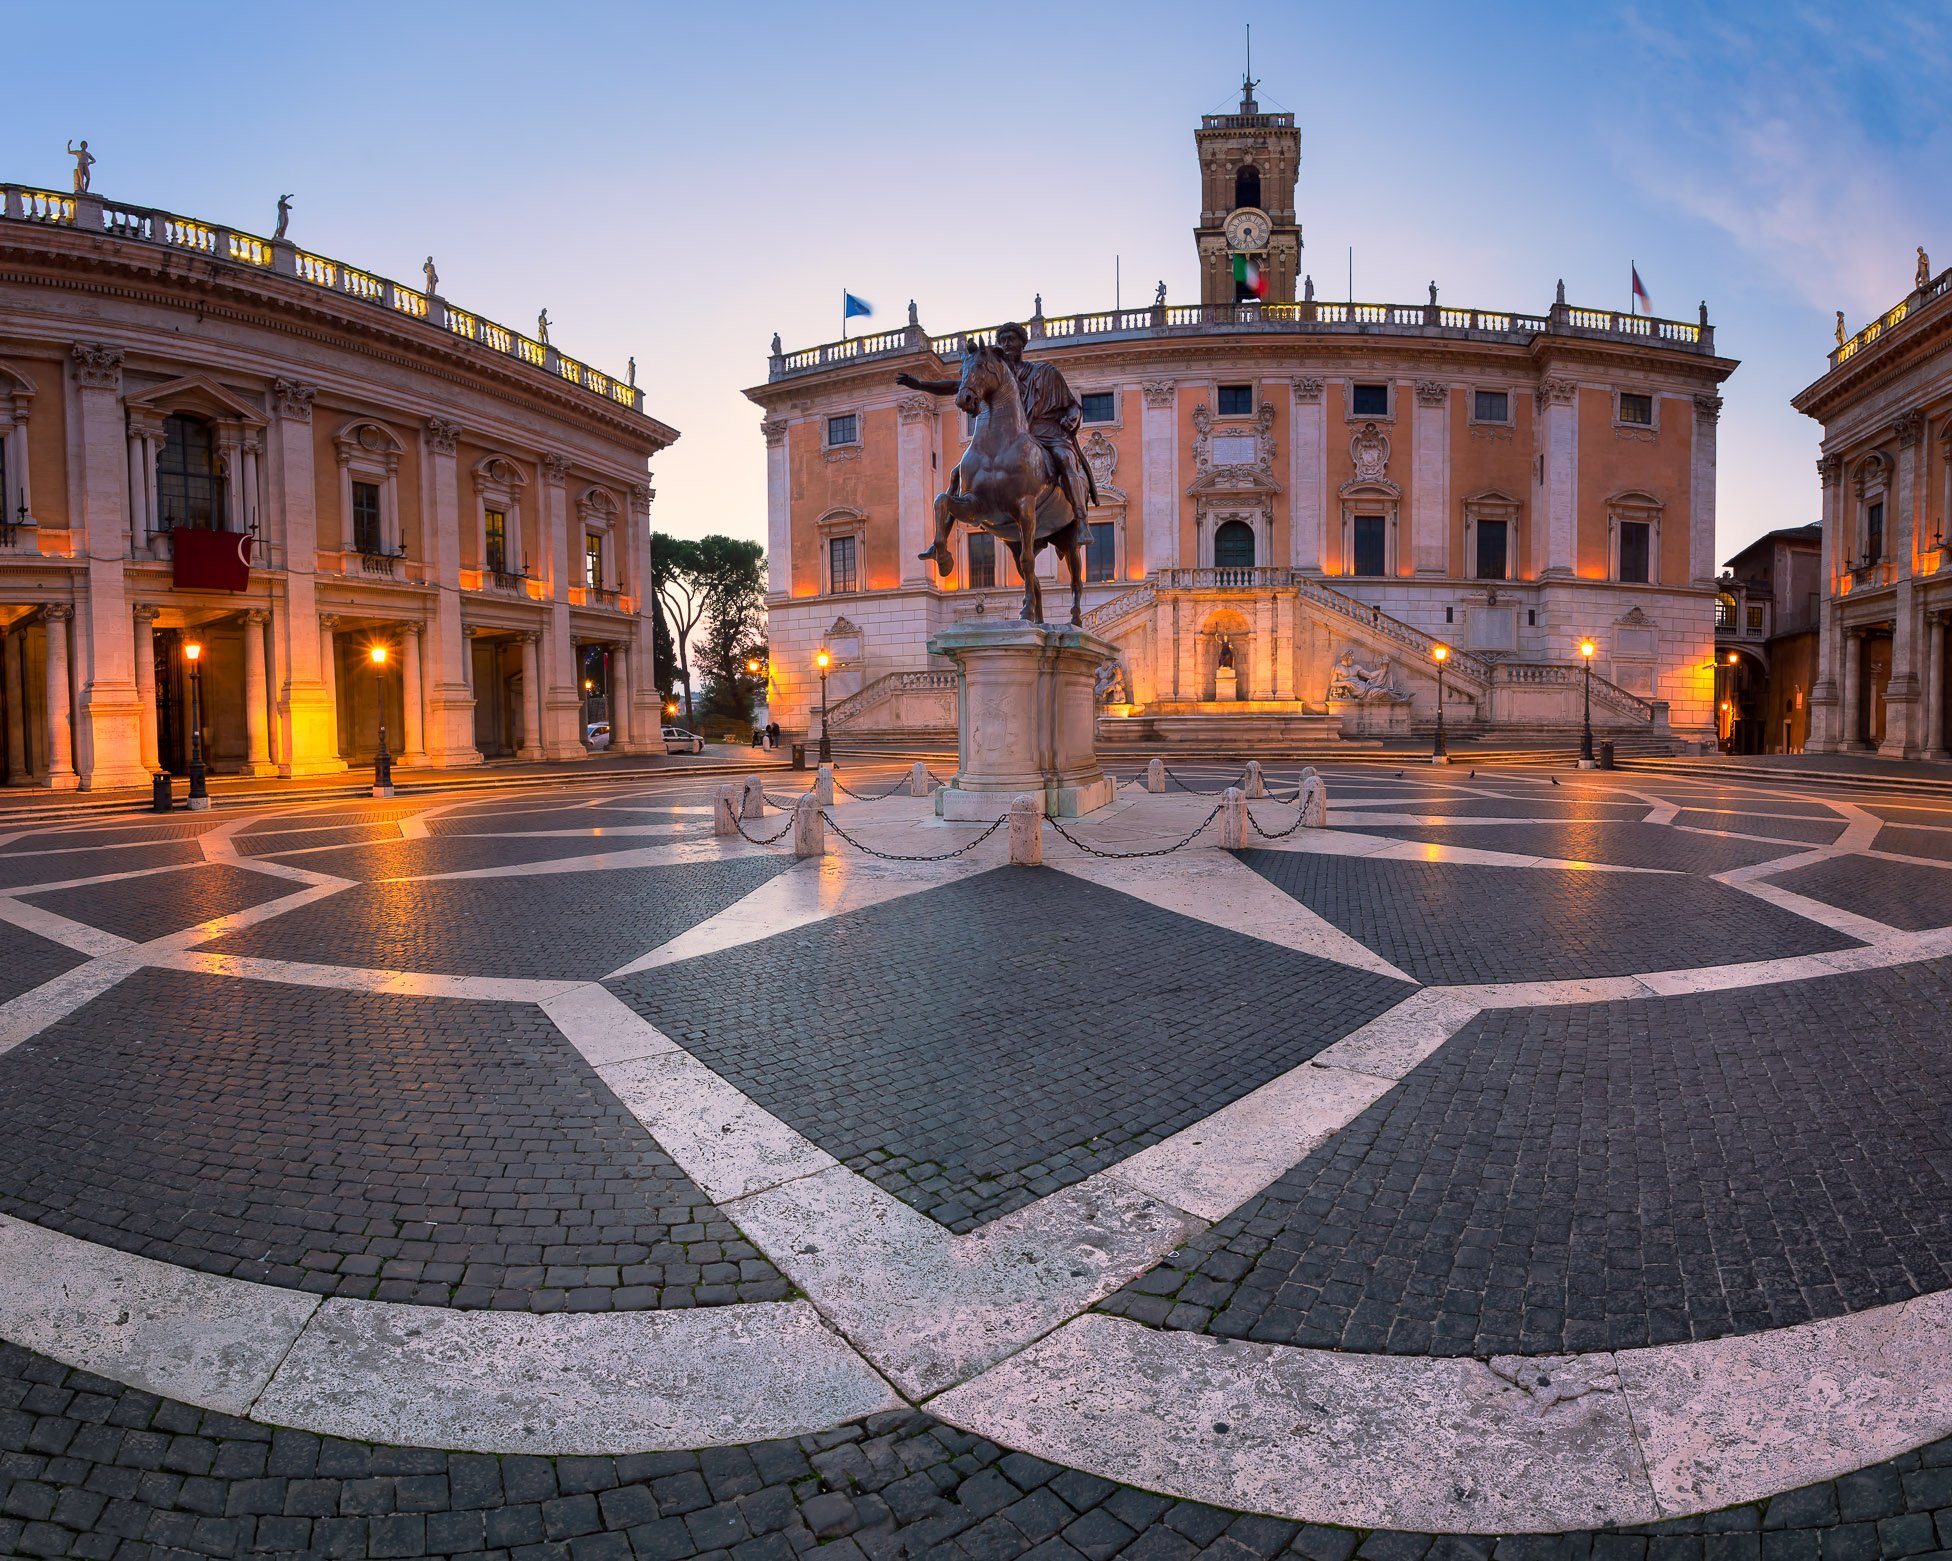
843 292 873 320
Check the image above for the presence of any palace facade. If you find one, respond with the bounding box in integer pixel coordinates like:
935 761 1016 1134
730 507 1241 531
1795 261 1952 758
0 181 675 790
749 83 1736 751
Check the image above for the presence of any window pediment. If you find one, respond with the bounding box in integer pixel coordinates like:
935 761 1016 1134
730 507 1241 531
124 373 265 428
471 453 529 493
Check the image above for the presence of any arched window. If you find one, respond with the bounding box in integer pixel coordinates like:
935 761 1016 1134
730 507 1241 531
1234 165 1261 211
1214 519 1256 569
157 414 226 531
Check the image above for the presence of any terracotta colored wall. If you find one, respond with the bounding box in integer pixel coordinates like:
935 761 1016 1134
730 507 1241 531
1446 386 1535 576
1572 387 1694 580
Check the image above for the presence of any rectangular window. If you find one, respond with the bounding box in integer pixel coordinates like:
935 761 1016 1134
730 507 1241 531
352 481 382 554
1080 392 1116 424
828 534 858 594
826 413 858 447
1474 519 1508 580
584 533 604 589
967 530 996 588
1352 383 1389 417
1715 598 1734 629
1620 520 1651 583
1473 389 1509 423
1866 502 1884 564
1746 605 1764 632
1217 384 1254 417
484 508 507 574
1086 521 1116 582
1353 515 1386 577
1618 392 1654 426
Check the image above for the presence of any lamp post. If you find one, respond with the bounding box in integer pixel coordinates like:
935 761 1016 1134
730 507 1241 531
183 640 209 810
1722 650 1739 752
815 648 833 764
370 642 394 796
1578 639 1597 767
1431 644 1449 763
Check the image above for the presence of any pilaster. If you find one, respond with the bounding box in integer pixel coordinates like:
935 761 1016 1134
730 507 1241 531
1140 382 1177 572
539 453 586 761
270 379 342 774
1538 377 1578 578
421 416 479 766
1290 378 1324 572
69 343 146 788
1880 412 1924 757
896 397 934 585
1689 395 1722 586
763 419 792 596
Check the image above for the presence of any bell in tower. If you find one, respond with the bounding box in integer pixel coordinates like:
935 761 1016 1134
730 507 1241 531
1194 73 1302 306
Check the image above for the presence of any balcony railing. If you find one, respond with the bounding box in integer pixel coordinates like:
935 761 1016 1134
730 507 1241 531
0 183 648 418
485 561 533 594
580 584 624 610
1831 264 1952 371
357 545 407 579
771 292 1716 381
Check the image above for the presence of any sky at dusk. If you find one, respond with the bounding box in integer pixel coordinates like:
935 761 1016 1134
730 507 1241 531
7 0 1948 561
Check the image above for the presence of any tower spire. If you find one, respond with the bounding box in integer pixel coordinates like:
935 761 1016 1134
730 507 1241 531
1240 24 1259 113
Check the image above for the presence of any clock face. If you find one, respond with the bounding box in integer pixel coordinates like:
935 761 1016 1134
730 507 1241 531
1225 208 1270 253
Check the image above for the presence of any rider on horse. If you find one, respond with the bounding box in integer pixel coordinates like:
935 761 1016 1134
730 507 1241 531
897 321 1097 571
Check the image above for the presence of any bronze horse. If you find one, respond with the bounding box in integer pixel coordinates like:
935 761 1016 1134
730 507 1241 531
921 343 1087 626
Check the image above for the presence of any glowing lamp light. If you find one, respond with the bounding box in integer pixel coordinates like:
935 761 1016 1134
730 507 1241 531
183 641 202 662
1431 644 1449 663
1727 652 1739 666
745 658 762 675
370 644 388 666
583 678 594 692
1579 640 1596 660
664 699 678 717
815 649 831 671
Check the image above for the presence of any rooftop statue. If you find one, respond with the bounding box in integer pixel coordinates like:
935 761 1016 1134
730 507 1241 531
424 256 440 294
66 139 94 195
897 323 1099 626
1836 310 1846 346
537 308 551 346
273 194 293 240
1919 246 1933 290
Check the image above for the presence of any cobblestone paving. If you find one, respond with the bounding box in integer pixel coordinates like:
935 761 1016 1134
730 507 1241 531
0 969 784 1311
614 868 1411 1231
8 820 226 848
1099 959 1952 1355
0 922 86 1004
204 858 793 979
23 866 299 943
2 1342 1949 1561
1331 822 1803 873
232 825 407 855
1771 854 1952 931
1669 811 1847 844
1874 824 1952 861
239 835 683 884
0 841 204 892
1859 801 1952 826
1237 851 1856 985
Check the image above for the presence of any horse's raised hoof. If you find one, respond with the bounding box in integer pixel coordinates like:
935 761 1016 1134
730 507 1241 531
1070 612 1083 627
918 543 953 574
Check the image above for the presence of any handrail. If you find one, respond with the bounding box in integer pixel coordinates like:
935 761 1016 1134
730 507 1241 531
824 669 955 729
1491 661 1656 721
770 294 1716 381
1080 579 1158 634
0 182 646 418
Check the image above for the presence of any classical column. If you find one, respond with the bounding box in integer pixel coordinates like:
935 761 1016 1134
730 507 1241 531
242 610 275 775
1881 411 1925 757
1253 595 1274 701
3 628 26 780
610 642 632 750
421 416 478 767
133 605 160 772
1537 377 1578 576
1921 612 1947 757
762 419 791 596
42 605 77 790
539 453 583 760
1841 630 1863 750
518 632 543 760
265 379 336 774
1690 395 1723 586
1411 382 1450 575
68 343 146 788
897 396 935 586
400 623 427 763
1140 382 1178 572
1289 379 1324 572
318 614 341 759
1806 455 1843 751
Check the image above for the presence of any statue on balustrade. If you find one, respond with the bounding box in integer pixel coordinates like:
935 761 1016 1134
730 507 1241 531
1919 247 1932 290
1835 310 1847 347
1155 279 1168 307
424 256 440 294
1327 648 1401 702
537 308 551 345
66 140 94 194
274 194 292 240
897 320 1098 625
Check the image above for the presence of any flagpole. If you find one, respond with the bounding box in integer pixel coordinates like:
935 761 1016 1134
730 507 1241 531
841 288 847 342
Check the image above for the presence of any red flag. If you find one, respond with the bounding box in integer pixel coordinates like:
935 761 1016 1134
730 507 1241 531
1631 266 1652 316
170 527 253 592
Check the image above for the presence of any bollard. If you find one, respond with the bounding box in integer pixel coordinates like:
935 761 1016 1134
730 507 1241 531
793 792 824 857
910 761 929 798
150 772 174 813
713 783 739 837
814 762 835 805
741 774 766 819
791 742 806 770
1217 786 1249 849
1147 757 1165 793
1299 775 1328 828
1008 794 1043 865
1244 760 1267 798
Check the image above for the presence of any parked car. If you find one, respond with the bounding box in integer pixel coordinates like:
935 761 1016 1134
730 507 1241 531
585 720 612 751
661 725 704 755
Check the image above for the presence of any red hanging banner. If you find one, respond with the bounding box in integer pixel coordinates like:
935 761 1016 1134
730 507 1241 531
170 528 253 592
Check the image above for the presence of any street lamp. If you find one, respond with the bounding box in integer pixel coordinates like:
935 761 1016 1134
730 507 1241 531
1430 644 1449 763
370 643 394 796
1578 639 1597 767
182 640 208 810
815 648 833 764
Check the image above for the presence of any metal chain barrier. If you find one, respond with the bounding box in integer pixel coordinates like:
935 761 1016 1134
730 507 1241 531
733 810 797 846
762 788 810 808
1162 764 1248 796
832 772 916 802
821 810 1006 862
1246 802 1311 840
1045 801 1224 859
926 767 958 789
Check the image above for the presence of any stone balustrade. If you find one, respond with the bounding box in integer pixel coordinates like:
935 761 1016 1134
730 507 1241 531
770 292 1717 381
0 183 646 416
1831 264 1952 371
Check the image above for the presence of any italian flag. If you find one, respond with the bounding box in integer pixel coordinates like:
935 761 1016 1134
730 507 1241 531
1233 253 1268 298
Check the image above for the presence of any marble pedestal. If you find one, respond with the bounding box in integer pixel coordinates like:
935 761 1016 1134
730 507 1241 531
931 620 1118 820
1214 668 1238 701
1328 697 1413 737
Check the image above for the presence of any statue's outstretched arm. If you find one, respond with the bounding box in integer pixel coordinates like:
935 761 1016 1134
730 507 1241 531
895 373 959 395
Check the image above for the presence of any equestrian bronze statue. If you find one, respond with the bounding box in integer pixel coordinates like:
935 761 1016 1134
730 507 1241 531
896 321 1098 625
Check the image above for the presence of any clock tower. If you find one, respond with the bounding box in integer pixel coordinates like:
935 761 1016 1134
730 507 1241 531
1195 75 1302 306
